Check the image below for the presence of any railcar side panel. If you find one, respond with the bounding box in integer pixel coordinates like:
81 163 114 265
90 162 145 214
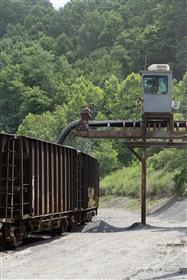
77 153 99 210
21 138 77 217
0 133 99 248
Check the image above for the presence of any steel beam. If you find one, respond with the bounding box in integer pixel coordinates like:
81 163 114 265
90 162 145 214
125 142 187 148
75 129 187 139
73 109 187 226
125 146 142 162
75 129 143 138
141 147 147 225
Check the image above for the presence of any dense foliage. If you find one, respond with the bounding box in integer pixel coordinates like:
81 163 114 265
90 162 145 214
101 149 187 197
0 0 187 196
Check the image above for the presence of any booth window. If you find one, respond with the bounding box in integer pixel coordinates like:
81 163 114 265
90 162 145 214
143 75 168 94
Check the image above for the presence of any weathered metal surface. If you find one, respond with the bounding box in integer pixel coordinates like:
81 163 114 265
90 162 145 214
0 133 18 222
77 152 99 210
75 130 144 138
124 142 187 148
76 110 187 141
141 147 147 225
0 133 99 247
75 129 187 139
72 108 187 226
22 137 79 217
80 120 187 129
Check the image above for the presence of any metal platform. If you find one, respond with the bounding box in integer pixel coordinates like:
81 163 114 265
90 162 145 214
68 109 187 225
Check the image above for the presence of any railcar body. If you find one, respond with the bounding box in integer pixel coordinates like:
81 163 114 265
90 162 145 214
0 133 99 247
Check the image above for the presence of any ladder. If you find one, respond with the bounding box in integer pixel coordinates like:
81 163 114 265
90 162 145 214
0 138 15 221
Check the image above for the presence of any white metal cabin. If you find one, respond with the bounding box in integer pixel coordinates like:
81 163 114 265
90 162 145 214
142 64 172 114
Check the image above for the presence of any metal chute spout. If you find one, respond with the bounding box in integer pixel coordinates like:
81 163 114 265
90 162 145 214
58 108 92 144
57 120 81 145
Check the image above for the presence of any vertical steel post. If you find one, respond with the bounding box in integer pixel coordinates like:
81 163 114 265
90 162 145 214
20 138 24 218
141 146 147 225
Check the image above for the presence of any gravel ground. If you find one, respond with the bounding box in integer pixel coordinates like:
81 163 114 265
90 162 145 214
0 199 186 280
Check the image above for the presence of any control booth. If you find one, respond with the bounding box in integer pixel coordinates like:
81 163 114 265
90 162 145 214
142 64 172 114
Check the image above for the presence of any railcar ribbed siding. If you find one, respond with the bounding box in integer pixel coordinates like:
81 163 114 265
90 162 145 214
22 137 77 217
77 153 99 209
0 133 99 247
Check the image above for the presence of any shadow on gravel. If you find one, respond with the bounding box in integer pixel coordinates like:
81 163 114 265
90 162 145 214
1 222 186 252
82 220 187 235
1 224 88 252
147 268 187 279
0 233 69 253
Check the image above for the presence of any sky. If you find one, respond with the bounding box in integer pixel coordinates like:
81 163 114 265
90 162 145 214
50 0 70 9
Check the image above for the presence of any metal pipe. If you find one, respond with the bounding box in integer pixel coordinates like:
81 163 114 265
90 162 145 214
58 120 81 145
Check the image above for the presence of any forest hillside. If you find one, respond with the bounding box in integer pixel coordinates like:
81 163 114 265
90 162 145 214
0 0 187 198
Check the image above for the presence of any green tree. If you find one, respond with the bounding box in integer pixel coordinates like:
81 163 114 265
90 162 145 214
92 140 120 177
104 73 142 120
20 44 56 95
0 65 24 131
78 11 104 57
20 86 52 116
18 112 57 141
173 72 187 118
99 11 123 47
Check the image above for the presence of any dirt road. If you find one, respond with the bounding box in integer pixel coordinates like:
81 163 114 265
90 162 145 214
1 199 187 280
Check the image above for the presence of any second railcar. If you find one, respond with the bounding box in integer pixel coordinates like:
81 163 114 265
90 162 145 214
0 134 99 247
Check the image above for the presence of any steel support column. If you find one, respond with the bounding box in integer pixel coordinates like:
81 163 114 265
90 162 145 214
64 108 187 226
141 146 147 225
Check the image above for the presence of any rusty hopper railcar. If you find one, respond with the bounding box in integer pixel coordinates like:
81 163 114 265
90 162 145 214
0 133 99 247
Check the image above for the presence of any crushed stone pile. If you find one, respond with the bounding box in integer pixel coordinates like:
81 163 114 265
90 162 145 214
82 221 154 233
150 197 187 222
